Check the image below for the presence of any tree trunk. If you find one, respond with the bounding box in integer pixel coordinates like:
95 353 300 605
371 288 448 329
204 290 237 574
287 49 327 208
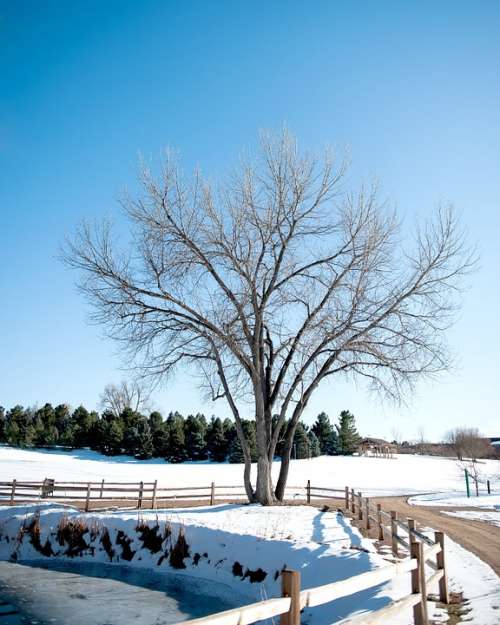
255 455 275 505
275 433 293 501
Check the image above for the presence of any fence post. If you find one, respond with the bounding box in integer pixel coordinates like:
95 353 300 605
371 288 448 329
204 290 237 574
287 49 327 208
410 541 429 625
85 483 91 512
357 492 363 521
210 482 215 506
350 488 355 514
487 479 491 495
364 498 370 530
306 480 311 504
345 486 349 510
138 481 144 509
434 531 449 604
100 479 105 499
376 503 384 540
408 518 415 550
281 569 301 625
152 480 158 508
391 511 399 557
10 479 16 506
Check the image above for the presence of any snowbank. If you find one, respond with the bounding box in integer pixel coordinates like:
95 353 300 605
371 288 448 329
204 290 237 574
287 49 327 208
409 492 500 509
443 510 500 528
1 446 499 497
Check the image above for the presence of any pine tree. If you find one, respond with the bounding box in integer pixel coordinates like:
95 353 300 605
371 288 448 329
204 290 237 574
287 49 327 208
165 412 187 462
336 410 361 455
293 422 311 459
228 420 258 463
308 431 321 457
135 418 154 459
184 414 207 460
0 406 5 442
207 417 229 462
312 412 338 455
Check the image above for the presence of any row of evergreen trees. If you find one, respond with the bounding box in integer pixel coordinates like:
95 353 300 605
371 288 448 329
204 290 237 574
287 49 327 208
0 403 361 462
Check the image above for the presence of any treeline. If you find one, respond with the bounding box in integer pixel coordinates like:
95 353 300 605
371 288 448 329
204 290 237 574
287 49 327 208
0 403 361 463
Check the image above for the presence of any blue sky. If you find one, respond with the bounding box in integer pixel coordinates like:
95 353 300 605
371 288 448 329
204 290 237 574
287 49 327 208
1 1 499 440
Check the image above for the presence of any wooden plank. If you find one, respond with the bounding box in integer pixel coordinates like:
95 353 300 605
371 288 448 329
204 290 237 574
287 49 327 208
336 593 422 625
300 559 417 608
411 541 429 625
281 570 300 625
391 511 399 557
179 597 292 625
434 531 449 604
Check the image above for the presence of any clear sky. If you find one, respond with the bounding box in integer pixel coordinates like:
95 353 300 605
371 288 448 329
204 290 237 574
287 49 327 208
1 1 499 441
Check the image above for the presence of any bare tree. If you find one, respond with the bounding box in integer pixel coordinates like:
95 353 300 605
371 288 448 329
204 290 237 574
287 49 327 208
63 130 476 504
100 380 151 417
446 427 493 495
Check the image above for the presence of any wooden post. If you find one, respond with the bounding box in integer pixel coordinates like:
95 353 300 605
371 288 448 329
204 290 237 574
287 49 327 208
345 486 349 510
100 479 105 499
306 480 311 504
281 569 301 625
408 518 415 551
410 540 429 625
138 481 144 509
10 479 16 506
357 492 363 521
210 482 215 506
434 531 449 604
152 480 158 508
364 498 370 530
85 483 91 512
350 488 355 514
391 511 399 557
376 503 384 540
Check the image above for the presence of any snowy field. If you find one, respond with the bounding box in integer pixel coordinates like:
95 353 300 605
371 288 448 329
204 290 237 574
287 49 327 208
1 446 499 497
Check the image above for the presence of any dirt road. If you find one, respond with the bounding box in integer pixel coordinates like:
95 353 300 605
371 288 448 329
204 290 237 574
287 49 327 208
373 496 500 576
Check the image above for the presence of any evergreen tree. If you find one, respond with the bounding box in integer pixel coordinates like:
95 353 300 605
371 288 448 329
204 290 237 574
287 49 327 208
0 406 5 442
135 418 154 459
164 412 187 462
293 422 311 459
228 420 257 463
207 417 229 462
72 405 98 448
335 410 361 455
184 414 207 460
308 430 321 457
312 412 338 455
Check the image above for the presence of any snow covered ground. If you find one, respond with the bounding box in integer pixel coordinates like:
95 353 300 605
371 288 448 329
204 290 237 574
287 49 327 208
409 492 500 509
1 446 499 497
443 509 500 528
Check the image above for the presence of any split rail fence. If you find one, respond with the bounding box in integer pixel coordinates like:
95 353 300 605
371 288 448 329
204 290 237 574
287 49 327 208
1 480 448 624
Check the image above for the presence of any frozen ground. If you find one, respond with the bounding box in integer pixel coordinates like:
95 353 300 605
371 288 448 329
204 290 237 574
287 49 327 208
443 509 500 528
1 446 499 497
409 492 500 508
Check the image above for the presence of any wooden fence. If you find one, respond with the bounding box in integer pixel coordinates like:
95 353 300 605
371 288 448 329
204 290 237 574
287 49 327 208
177 487 448 625
0 479 448 624
0 479 348 511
